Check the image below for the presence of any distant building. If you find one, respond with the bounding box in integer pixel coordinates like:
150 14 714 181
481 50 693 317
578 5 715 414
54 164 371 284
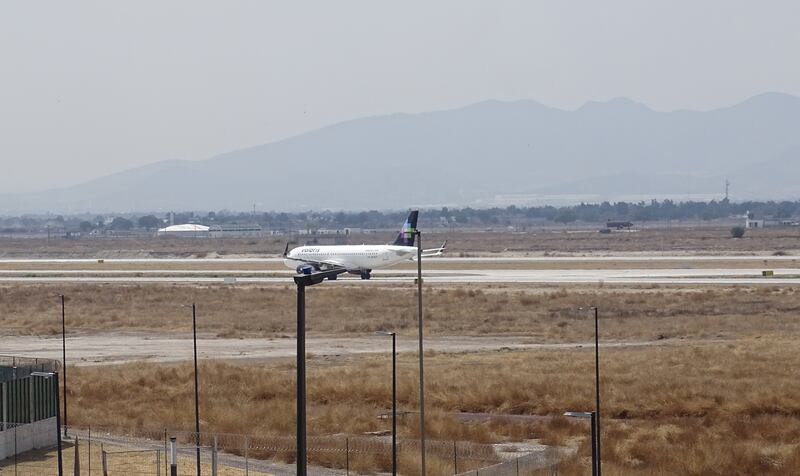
606 221 634 230
745 217 764 229
745 211 797 229
157 223 210 237
208 224 262 238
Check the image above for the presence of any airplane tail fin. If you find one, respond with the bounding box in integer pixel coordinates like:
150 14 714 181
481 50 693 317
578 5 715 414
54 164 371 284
392 210 419 247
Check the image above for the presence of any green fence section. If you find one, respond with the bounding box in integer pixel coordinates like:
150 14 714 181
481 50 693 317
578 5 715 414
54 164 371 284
1 357 60 428
1 375 57 425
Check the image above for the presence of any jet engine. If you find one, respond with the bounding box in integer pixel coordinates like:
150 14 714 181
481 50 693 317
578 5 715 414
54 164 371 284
296 264 315 275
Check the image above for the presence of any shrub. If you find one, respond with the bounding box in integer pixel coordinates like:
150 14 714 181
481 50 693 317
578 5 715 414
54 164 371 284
730 226 746 239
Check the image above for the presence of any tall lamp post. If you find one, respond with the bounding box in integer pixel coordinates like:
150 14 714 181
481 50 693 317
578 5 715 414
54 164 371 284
375 331 397 476
580 306 602 476
564 411 598 476
294 268 347 476
58 294 67 437
415 231 426 476
593 306 601 476
183 303 202 476
192 303 201 476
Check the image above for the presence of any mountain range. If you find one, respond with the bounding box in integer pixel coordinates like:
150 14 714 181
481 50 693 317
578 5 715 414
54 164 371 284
3 92 799 214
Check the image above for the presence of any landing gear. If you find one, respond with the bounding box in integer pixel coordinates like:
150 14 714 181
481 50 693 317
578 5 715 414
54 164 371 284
360 270 372 280
328 273 338 281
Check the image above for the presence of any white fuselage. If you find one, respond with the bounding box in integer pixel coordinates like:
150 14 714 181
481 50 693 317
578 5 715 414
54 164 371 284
283 244 417 272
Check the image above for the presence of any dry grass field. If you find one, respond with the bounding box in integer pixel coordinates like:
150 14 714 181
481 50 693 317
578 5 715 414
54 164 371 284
65 338 800 475
3 223 800 474
2 283 800 343
2 225 799 259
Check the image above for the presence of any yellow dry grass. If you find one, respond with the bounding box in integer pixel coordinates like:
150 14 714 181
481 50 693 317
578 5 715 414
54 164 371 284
2 283 800 344
65 337 800 475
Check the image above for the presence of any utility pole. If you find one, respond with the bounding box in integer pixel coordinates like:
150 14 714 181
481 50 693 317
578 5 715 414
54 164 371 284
294 269 346 476
296 282 307 476
192 303 201 476
594 307 602 476
416 231 426 476
60 294 67 436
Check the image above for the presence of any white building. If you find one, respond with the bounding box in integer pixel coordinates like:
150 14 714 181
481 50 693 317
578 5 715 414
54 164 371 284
157 223 210 237
745 217 764 229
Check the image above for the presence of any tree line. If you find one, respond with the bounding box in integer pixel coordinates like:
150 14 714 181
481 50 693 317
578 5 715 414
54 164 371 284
0 199 797 234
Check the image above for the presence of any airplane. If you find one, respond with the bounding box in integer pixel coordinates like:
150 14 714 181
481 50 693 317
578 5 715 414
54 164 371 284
282 210 446 279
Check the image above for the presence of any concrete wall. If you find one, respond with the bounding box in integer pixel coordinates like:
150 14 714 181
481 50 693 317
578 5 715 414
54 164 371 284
0 417 57 460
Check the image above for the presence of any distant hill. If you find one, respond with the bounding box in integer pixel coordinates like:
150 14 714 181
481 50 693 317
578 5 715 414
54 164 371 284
3 92 799 213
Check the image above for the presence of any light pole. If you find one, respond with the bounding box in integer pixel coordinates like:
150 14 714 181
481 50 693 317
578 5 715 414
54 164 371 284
192 303 200 476
415 230 426 476
183 303 202 476
580 306 602 476
563 412 598 476
593 306 601 476
294 268 347 476
376 331 397 476
58 294 67 437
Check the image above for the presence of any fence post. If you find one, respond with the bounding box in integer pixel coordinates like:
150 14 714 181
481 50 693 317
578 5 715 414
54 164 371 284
346 437 350 476
453 440 457 474
212 434 218 476
170 437 177 476
515 457 519 476
244 435 249 476
101 444 108 476
74 436 81 476
155 449 161 476
1 382 7 431
29 375 34 424
88 427 91 476
164 429 168 476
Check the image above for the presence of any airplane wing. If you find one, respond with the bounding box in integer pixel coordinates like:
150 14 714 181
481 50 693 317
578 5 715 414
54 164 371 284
421 240 447 258
287 255 347 269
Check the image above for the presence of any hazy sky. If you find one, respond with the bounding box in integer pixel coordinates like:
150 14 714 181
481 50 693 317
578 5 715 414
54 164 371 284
1 1 798 193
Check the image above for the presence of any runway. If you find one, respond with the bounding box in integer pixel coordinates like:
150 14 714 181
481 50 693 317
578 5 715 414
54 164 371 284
0 267 796 285
1 255 799 264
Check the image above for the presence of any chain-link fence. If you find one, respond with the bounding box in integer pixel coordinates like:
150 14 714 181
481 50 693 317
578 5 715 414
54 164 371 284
455 447 564 476
0 426 566 475
102 448 163 475
0 355 60 382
